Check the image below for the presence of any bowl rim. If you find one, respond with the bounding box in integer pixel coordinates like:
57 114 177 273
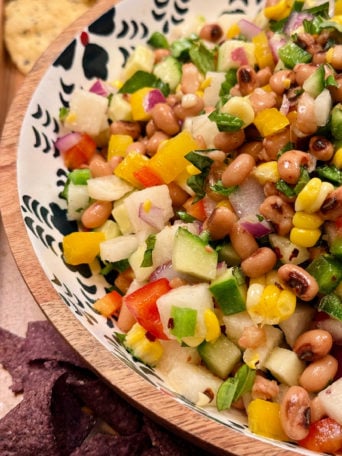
0 1 306 454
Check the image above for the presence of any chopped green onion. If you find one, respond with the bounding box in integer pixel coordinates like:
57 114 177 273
140 234 157 267
278 42 312 69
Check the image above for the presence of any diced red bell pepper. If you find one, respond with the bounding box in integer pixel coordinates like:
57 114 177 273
62 133 97 169
299 417 342 453
124 278 171 340
133 166 164 187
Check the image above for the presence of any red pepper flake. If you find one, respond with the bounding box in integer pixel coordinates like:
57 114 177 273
145 331 156 342
167 318 174 329
80 31 89 46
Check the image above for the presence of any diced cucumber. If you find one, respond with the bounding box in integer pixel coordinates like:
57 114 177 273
198 334 241 379
172 227 218 281
153 56 182 91
331 103 342 140
66 182 90 221
269 234 310 265
318 293 342 321
264 347 305 386
217 40 256 72
306 254 342 294
107 93 132 122
279 303 316 347
209 267 246 315
303 65 325 98
217 242 241 266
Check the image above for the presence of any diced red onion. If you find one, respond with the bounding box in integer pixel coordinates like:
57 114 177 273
231 47 249 66
284 12 314 36
55 132 82 154
89 79 112 97
229 176 265 219
268 33 287 63
238 18 262 40
203 196 216 219
316 317 342 345
144 89 166 112
279 94 291 115
240 215 273 238
138 203 165 230
149 261 197 283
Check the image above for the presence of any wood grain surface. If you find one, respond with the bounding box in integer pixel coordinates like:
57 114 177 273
0 1 304 454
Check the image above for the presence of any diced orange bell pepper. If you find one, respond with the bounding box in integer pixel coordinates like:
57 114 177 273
93 289 123 317
107 134 133 159
183 196 207 222
148 131 199 184
114 152 149 187
252 31 275 69
254 108 289 137
63 231 105 265
133 165 164 187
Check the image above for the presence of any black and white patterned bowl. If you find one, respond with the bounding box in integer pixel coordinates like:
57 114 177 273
1 0 321 454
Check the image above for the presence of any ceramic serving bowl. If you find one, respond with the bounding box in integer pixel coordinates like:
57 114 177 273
0 0 320 454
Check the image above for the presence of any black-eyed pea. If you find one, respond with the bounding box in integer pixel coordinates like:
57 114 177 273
236 65 257 96
263 127 291 161
293 329 333 362
280 386 311 441
241 247 277 278
146 131 169 156
310 396 326 423
167 182 189 208
230 222 259 260
259 195 294 236
299 355 338 393
309 136 334 161
89 155 112 177
277 150 312 185
255 67 272 87
269 69 295 95
214 130 246 153
150 103 180 136
81 201 113 229
319 186 342 221
199 23 224 42
221 153 255 187
126 141 146 155
181 63 202 94
293 63 317 86
203 206 237 240
277 264 319 301
110 120 141 139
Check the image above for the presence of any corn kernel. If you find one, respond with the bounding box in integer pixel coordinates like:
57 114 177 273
200 77 212 90
295 177 322 213
292 212 323 230
221 96 255 127
226 23 240 39
333 148 342 169
204 309 221 342
290 227 321 247
124 323 163 367
253 161 280 185
263 0 293 21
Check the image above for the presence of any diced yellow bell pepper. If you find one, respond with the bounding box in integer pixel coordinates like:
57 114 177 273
226 23 240 39
63 231 105 265
333 147 342 169
253 108 289 137
336 0 342 14
107 134 133 159
263 0 293 21
130 87 156 121
148 130 200 184
252 31 274 69
248 399 289 441
114 152 149 188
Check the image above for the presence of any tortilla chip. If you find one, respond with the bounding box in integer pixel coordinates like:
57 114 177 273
4 0 97 74
0 327 27 393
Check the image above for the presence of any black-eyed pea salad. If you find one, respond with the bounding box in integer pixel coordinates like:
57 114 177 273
56 0 342 452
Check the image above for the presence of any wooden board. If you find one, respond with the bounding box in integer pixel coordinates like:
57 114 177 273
0 1 304 454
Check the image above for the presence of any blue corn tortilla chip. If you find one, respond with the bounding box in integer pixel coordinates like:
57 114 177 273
70 431 151 456
70 378 142 435
0 327 28 393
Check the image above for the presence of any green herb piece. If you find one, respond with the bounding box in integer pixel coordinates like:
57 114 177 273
189 42 215 74
303 16 323 35
119 70 170 96
317 165 342 185
210 180 238 198
59 106 69 122
219 69 237 97
208 110 244 132
278 42 312 69
114 332 126 344
170 306 197 339
293 167 310 194
276 179 296 198
140 234 157 267
101 259 130 275
170 34 198 60
325 74 338 89
147 31 169 49
185 151 214 202
307 254 342 294
331 104 342 140
176 211 197 222
216 365 256 411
